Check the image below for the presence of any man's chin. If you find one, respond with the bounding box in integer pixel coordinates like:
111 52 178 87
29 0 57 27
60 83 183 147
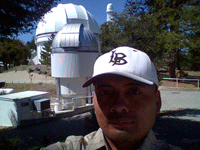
105 126 135 140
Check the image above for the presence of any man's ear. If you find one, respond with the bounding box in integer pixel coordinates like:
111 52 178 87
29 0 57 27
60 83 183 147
155 90 161 114
93 92 97 114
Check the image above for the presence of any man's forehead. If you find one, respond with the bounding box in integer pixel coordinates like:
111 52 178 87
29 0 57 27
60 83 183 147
93 74 146 87
92 74 158 91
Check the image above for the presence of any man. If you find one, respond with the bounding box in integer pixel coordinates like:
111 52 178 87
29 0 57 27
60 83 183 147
43 46 181 150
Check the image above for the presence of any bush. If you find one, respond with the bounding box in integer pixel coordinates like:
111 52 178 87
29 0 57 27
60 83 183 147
21 65 27 71
34 67 41 71
27 68 34 73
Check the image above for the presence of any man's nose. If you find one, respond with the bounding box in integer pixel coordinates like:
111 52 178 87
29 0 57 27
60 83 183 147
110 95 129 113
110 105 129 113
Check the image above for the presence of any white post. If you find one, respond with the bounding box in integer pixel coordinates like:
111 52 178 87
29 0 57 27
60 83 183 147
176 78 178 88
198 79 199 89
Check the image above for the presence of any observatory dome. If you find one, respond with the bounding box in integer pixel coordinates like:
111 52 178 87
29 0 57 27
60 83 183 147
107 3 114 13
35 3 100 37
52 24 100 52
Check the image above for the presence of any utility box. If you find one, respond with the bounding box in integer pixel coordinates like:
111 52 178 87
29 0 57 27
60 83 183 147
0 91 54 127
34 98 50 112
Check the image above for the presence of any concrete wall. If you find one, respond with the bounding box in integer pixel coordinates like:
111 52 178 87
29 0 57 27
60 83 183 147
0 91 50 127
0 100 18 126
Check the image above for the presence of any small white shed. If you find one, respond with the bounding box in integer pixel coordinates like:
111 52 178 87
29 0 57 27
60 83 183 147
0 91 53 127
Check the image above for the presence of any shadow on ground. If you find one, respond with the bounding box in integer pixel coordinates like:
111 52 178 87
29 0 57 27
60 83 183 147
0 111 99 150
154 109 200 150
0 109 199 150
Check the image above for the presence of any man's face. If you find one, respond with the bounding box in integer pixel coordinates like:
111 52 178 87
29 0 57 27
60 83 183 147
93 74 161 144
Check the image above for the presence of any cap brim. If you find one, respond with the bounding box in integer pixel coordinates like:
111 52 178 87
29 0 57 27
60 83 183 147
82 72 154 88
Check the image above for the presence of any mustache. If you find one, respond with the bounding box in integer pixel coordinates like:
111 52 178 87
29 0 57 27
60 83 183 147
107 112 136 120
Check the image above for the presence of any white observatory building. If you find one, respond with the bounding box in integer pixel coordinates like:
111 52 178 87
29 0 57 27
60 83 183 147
35 3 101 110
34 3 100 65
32 3 115 110
34 3 114 65
107 3 114 22
51 23 100 102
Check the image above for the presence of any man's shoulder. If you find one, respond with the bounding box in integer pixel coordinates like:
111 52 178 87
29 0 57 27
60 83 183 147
154 140 182 150
64 130 99 149
40 130 100 150
41 129 182 150
40 135 84 150
141 130 182 150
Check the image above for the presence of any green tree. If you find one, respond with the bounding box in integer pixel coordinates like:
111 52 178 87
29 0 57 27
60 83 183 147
186 37 200 71
0 38 30 70
142 0 200 75
0 0 60 37
99 22 123 54
182 3 200 71
99 6 160 60
40 34 55 65
26 37 37 51
115 13 160 60
100 0 200 77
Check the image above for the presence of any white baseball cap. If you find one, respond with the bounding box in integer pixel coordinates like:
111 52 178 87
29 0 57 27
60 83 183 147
83 46 159 87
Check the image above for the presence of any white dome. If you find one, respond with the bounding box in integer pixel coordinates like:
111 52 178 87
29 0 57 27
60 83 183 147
52 23 100 52
107 3 114 13
35 3 100 37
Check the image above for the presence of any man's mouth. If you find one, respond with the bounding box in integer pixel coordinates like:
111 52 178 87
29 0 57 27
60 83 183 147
109 118 135 129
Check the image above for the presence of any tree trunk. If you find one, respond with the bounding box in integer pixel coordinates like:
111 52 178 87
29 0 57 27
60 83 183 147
169 61 176 78
3 63 8 70
176 49 180 70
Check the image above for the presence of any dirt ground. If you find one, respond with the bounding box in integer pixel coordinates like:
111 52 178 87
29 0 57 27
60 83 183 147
1 66 200 97
4 79 199 100
160 80 198 88
159 70 200 88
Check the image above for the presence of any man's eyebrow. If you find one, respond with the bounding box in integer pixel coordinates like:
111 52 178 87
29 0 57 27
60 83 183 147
94 83 111 88
125 82 145 87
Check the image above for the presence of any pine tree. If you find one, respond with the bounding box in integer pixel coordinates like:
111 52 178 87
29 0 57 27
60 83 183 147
0 38 30 70
0 0 60 37
100 0 200 77
40 34 55 65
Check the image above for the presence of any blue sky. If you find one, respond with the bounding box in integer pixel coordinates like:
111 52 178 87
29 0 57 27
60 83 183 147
18 0 127 43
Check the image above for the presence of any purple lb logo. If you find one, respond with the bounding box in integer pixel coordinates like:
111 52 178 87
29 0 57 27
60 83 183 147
109 50 127 66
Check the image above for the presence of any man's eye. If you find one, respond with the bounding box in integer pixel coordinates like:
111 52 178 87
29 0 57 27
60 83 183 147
100 90 113 96
128 88 140 95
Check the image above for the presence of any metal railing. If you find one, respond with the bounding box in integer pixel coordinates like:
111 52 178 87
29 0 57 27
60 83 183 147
72 96 93 109
162 78 199 89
